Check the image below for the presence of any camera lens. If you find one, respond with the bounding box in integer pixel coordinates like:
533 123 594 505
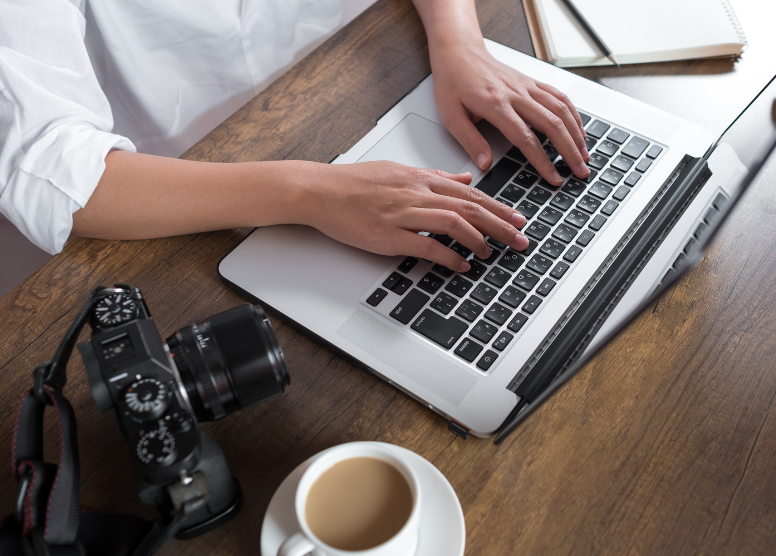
165 305 289 421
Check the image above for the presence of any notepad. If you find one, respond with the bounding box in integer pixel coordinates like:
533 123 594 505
524 0 747 67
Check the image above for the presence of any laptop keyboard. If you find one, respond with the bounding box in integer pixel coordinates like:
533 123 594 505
362 112 664 373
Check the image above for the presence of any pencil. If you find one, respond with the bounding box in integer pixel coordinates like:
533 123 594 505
558 0 620 67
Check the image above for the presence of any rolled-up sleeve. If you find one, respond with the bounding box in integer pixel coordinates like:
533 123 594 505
0 0 135 254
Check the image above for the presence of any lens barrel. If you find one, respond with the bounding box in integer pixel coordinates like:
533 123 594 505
166 305 289 421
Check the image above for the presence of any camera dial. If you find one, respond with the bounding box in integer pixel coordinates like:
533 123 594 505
125 378 169 420
137 429 177 465
94 292 138 326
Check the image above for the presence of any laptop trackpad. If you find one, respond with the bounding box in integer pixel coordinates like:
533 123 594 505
357 113 470 173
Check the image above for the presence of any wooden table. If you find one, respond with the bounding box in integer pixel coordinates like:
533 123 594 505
3 1 776 554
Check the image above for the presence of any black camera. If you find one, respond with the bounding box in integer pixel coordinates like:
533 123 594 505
76 284 289 539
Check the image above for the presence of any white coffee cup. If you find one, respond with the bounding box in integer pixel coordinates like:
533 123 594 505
277 443 421 556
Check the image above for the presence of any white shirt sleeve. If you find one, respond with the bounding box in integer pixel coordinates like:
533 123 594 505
0 0 136 254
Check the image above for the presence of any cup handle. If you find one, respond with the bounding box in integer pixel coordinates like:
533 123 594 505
278 532 316 556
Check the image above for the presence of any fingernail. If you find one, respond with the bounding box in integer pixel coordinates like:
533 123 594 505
579 162 590 176
552 171 563 184
512 211 526 228
460 260 471 272
516 234 530 250
477 153 488 169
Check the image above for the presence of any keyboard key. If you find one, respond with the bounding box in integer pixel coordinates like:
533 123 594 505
382 272 403 291
506 146 527 162
484 266 512 288
470 320 498 344
527 255 553 275
622 136 650 159
646 145 663 159
390 289 430 324
600 168 624 186
624 172 641 186
596 140 618 158
514 170 539 187
462 261 487 281
513 269 540 291
704 207 721 226
611 155 634 173
392 277 413 296
712 193 729 210
522 241 538 255
554 160 573 178
477 350 499 371
564 245 583 263
636 158 652 172
580 170 598 184
522 295 543 314
366 288 388 307
485 303 512 326
411 309 468 349
562 179 587 197
601 200 619 216
536 278 556 296
450 242 472 258
550 192 575 211
577 229 595 246
430 233 454 246
612 186 630 201
588 153 609 170
487 237 507 250
578 112 591 126
432 263 454 278
674 252 687 270
507 313 529 333
499 286 527 308
589 214 607 231
532 128 548 144
694 221 710 241
550 262 570 279
684 237 698 254
496 198 513 207
540 239 566 259
430 291 457 315
492 331 514 351
470 283 498 305
527 187 553 205
589 182 613 199
565 208 590 228
538 207 564 225
454 338 483 362
577 196 602 214
455 299 484 322
584 136 598 151
475 248 501 265
524 222 551 241
587 120 610 138
552 223 578 243
445 276 473 297
418 272 445 294
544 145 560 162
398 257 418 273
526 163 538 173
498 251 525 272
607 128 630 144
515 200 540 219
475 157 520 197
501 184 526 203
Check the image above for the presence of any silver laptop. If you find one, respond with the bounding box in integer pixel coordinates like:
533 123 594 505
219 39 768 438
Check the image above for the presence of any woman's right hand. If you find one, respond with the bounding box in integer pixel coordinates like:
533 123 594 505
298 160 529 272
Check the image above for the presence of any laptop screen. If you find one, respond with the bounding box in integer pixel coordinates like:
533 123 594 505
495 77 776 444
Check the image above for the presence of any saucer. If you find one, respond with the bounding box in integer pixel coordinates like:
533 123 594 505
260 441 465 556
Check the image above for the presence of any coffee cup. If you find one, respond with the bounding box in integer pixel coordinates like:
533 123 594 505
277 443 421 556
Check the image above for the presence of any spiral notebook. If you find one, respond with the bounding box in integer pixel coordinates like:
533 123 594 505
524 0 747 67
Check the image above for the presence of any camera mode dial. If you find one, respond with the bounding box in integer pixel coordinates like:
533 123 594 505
136 429 176 465
125 378 168 420
94 293 137 326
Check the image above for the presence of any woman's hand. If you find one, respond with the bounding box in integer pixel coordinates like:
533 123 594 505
431 41 590 186
301 161 529 271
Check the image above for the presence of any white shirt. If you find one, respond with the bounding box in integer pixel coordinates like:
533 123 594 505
0 0 342 254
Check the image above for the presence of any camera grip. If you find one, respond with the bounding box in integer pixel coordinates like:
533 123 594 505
278 532 316 556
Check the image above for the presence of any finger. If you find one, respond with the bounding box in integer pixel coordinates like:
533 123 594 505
438 101 493 170
514 97 589 180
397 231 472 272
535 82 586 138
426 169 473 185
404 207 492 259
531 87 589 162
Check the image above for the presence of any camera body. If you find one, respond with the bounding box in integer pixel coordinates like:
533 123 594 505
77 286 288 538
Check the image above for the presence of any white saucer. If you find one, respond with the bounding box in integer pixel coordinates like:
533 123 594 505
260 442 465 556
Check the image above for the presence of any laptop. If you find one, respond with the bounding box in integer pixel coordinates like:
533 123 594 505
219 38 775 439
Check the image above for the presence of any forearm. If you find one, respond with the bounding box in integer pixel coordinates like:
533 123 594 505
412 0 483 56
71 151 319 239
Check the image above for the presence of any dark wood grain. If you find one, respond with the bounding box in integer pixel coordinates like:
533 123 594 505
2 0 776 554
